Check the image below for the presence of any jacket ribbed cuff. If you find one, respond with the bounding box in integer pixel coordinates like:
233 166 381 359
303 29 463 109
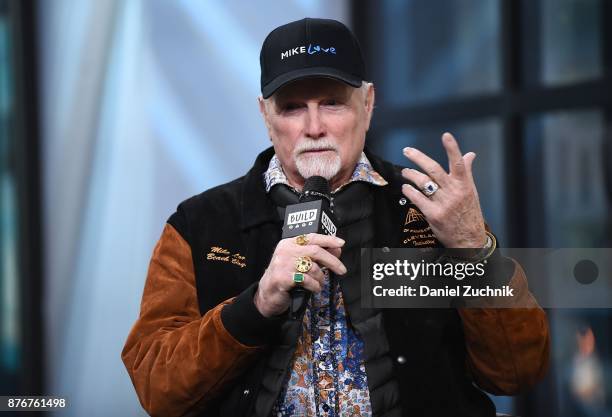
220 282 284 347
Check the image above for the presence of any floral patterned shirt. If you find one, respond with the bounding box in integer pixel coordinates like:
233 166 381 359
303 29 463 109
264 153 387 417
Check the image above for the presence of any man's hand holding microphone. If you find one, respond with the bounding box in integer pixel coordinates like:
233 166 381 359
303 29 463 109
254 233 347 318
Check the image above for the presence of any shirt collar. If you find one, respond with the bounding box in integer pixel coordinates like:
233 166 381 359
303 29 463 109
263 152 388 193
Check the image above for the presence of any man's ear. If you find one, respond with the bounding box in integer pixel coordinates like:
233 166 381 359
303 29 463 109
258 96 273 140
364 84 375 131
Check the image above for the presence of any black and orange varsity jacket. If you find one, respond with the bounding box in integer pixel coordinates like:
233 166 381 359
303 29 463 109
122 147 550 417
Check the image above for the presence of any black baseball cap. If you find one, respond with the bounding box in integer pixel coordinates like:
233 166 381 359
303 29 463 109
260 18 366 98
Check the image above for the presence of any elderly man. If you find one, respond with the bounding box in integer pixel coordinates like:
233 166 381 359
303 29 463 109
122 18 549 417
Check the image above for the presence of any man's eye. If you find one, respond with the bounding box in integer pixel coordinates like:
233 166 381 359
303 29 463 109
282 103 302 111
323 99 338 106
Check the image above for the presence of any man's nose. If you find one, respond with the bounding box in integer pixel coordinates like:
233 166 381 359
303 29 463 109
305 106 325 139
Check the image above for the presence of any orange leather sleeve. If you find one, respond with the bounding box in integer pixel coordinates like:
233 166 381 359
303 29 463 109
121 224 263 417
458 259 551 395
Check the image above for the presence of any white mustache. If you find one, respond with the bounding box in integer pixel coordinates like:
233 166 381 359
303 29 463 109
294 140 338 155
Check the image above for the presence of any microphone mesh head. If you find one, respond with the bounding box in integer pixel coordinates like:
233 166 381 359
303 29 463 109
303 176 330 194
301 176 331 202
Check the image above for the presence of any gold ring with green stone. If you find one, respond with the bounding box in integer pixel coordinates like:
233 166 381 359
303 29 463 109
292 272 305 286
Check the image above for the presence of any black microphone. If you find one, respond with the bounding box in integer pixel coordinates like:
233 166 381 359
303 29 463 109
281 176 338 319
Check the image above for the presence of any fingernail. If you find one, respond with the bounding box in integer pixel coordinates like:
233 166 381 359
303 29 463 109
403 147 413 155
341 265 348 274
338 238 345 245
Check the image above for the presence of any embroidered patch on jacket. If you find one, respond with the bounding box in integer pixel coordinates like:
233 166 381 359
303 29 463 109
205 246 247 268
402 205 439 247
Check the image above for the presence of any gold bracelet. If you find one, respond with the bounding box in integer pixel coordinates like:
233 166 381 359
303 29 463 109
472 231 497 262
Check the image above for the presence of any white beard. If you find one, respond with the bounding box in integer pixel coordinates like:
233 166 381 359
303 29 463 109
294 148 341 180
